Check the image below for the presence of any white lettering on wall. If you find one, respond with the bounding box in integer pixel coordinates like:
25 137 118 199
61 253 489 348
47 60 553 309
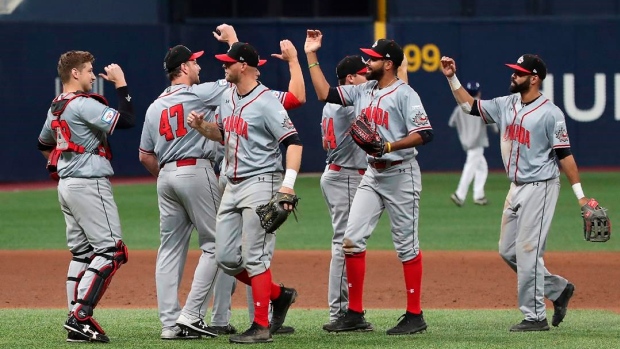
563 73 606 122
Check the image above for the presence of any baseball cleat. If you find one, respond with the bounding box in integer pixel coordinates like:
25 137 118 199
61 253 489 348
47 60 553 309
229 322 273 344
176 313 218 337
66 331 89 343
212 324 237 335
552 283 575 327
269 285 297 334
509 319 550 332
160 325 201 340
450 193 464 207
474 197 489 205
64 313 110 343
274 325 295 334
322 309 373 332
386 311 427 335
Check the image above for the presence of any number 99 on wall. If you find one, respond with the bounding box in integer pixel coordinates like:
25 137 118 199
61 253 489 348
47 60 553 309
403 43 441 73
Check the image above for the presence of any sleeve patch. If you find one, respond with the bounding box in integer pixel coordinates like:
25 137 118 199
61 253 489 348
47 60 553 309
554 122 569 143
217 79 228 86
101 107 116 124
411 109 429 127
280 111 295 129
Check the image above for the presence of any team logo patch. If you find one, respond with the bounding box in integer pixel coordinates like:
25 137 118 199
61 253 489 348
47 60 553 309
411 110 429 127
100 108 116 124
217 79 228 86
280 111 294 129
555 123 569 143
271 90 284 100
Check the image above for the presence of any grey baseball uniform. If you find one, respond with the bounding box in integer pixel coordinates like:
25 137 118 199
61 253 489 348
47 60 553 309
320 102 367 320
140 80 234 330
38 91 128 327
475 94 570 322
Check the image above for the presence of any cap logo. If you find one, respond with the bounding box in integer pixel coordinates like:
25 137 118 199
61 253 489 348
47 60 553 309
239 56 245 61
385 53 391 58
517 56 524 64
372 40 378 48
533 69 537 73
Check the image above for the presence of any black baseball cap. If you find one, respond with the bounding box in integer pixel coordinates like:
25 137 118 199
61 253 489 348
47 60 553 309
360 39 404 67
215 42 266 68
505 54 547 80
164 45 204 72
336 55 368 79
465 81 480 96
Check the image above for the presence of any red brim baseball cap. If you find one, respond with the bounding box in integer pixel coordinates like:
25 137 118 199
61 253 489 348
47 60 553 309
505 63 531 74
215 42 267 67
359 48 383 58
215 54 266 66
189 51 204 61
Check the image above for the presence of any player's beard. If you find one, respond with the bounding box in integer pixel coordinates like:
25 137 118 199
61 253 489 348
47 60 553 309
366 65 384 81
509 76 531 93
82 80 94 92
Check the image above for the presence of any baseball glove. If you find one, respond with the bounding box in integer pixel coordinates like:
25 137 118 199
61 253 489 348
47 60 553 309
349 113 385 157
581 198 611 242
256 192 299 234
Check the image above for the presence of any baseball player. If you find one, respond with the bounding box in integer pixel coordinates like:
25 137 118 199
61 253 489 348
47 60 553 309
441 54 580 331
305 30 433 335
448 81 499 207
319 55 409 330
37 51 134 343
186 41 300 344
208 39 304 336
139 24 242 340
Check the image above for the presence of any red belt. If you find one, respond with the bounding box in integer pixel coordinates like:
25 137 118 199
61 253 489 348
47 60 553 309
328 164 365 175
369 160 403 170
162 158 197 169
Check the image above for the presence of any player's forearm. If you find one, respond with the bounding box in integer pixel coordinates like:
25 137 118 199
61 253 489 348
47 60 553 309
287 58 306 104
306 52 330 101
388 132 425 152
139 153 159 177
196 121 224 142
40 150 51 160
285 145 302 173
397 61 409 84
446 75 475 112
559 155 582 186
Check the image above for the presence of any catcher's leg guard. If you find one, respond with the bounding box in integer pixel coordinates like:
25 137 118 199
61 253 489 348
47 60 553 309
73 241 128 322
66 247 95 311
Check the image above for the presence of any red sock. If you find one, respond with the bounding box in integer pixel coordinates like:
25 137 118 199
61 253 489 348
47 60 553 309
402 252 423 314
234 269 252 286
344 251 366 313
270 282 282 300
250 269 273 327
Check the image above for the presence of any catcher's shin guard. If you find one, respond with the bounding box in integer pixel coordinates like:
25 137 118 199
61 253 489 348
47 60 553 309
73 241 128 320
67 247 95 311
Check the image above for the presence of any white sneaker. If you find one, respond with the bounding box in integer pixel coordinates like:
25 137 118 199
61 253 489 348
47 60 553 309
176 313 218 337
450 193 464 207
160 325 201 340
474 197 489 206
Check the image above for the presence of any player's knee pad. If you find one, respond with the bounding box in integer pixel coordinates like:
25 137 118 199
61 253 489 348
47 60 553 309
73 241 128 320
67 247 95 308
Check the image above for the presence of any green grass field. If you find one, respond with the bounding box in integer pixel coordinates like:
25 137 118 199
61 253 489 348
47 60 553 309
0 172 618 348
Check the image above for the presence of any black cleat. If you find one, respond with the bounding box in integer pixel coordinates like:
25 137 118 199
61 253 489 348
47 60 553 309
552 283 575 327
386 311 428 335
160 326 201 340
509 319 550 332
64 313 110 343
229 322 273 344
274 325 295 334
322 309 373 332
176 314 218 338
66 331 89 343
212 324 237 335
269 286 297 334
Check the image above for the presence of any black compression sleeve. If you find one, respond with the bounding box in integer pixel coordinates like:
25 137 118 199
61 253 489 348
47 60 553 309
555 147 572 160
114 86 135 129
281 133 302 147
470 100 481 116
417 130 434 145
325 87 343 105
37 140 54 151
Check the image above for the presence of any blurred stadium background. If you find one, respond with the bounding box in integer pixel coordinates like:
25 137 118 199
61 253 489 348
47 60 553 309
2 0 619 182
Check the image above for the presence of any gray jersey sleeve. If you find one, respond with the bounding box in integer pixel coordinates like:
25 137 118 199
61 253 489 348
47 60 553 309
191 80 231 107
335 83 365 107
138 105 155 154
401 87 432 134
76 97 120 135
477 96 514 125
546 106 571 149
38 115 55 146
265 103 298 142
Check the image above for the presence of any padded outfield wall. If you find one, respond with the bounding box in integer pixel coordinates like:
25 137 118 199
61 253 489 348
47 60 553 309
1 18 619 181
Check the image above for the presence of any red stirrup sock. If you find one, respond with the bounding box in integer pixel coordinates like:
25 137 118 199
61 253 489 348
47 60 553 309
344 251 367 313
250 269 273 327
402 252 423 314
234 269 252 286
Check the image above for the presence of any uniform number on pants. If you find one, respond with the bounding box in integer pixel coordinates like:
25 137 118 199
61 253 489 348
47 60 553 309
322 117 337 149
159 103 187 141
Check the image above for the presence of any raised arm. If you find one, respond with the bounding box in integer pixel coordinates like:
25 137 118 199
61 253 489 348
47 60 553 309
440 56 475 113
213 23 239 47
271 40 306 104
304 29 331 101
397 53 409 83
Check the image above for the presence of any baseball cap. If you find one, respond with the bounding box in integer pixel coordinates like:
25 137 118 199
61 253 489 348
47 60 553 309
164 45 204 72
505 54 547 80
215 42 266 68
336 55 368 79
360 39 404 67
465 81 480 96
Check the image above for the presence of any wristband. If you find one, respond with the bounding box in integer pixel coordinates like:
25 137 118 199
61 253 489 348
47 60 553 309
308 62 320 69
448 74 462 91
386 142 392 153
572 183 585 200
282 169 298 189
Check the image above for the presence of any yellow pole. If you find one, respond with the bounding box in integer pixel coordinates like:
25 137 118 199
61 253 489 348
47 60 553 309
374 0 387 41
